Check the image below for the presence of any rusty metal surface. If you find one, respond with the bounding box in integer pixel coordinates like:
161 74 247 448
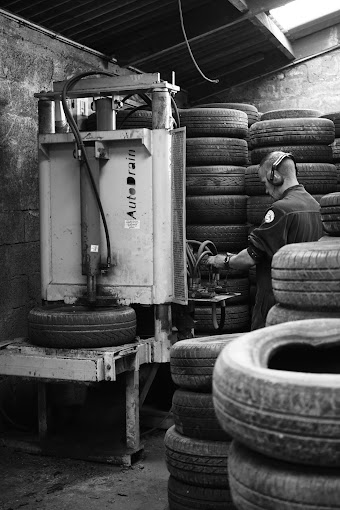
0 0 298 100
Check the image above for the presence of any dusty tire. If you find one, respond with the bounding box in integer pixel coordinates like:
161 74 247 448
172 389 231 441
251 144 333 164
170 334 241 391
260 108 322 120
186 195 247 225
321 192 340 235
213 318 340 466
266 304 340 326
186 138 248 166
247 195 273 225
321 112 340 137
194 304 250 334
180 108 248 138
164 425 231 488
249 118 334 147
197 103 259 126
229 441 340 510
28 305 137 348
168 476 234 510
186 166 245 195
116 109 152 129
215 277 250 304
272 242 340 310
186 224 249 252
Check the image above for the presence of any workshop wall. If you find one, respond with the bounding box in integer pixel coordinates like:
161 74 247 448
0 13 131 339
209 47 340 115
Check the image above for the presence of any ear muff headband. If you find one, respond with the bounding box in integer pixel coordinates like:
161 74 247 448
268 152 296 185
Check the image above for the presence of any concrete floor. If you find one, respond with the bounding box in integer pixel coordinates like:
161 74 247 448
0 429 169 510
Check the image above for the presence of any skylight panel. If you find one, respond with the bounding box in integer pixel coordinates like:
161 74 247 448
270 0 340 31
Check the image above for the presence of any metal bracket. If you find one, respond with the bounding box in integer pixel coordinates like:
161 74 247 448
95 141 110 159
39 143 50 159
103 353 116 381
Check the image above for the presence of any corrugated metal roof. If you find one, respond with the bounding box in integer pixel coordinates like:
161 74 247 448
0 0 325 101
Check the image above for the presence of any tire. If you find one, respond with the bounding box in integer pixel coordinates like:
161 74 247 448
172 389 231 440
229 441 340 510
249 118 334 148
271 242 340 310
321 112 340 137
116 109 152 129
164 425 231 488
168 476 234 510
213 318 340 466
186 166 245 195
186 138 248 166
196 103 259 126
179 108 248 138
186 195 247 225
266 304 340 326
214 277 250 304
251 145 333 164
260 108 322 120
28 305 137 348
331 139 340 162
194 304 250 334
170 334 241 391
186 224 249 252
321 192 340 235
247 196 273 225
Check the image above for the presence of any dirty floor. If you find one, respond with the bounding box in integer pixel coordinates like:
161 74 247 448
0 430 169 510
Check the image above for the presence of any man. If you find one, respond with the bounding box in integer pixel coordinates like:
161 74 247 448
207 151 323 329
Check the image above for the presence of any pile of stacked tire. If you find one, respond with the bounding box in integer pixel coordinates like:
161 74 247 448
247 108 337 312
165 335 240 510
266 191 340 326
181 106 254 334
321 111 340 191
212 318 340 509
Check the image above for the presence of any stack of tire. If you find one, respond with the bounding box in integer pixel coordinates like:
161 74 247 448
212 318 340 510
266 191 340 326
181 106 252 334
321 112 340 192
165 335 240 510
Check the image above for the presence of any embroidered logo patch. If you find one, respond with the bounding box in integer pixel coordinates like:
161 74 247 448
264 210 275 223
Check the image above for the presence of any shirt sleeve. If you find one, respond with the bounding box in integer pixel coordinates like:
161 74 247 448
248 205 288 258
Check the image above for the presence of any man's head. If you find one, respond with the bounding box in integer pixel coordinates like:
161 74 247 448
258 151 299 200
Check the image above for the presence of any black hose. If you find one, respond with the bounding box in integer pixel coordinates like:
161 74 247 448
61 70 116 267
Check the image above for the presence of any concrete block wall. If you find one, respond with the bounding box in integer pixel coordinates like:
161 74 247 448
207 46 340 115
0 13 132 340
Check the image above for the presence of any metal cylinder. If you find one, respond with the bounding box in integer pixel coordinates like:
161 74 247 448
38 98 54 134
55 99 69 133
96 98 115 130
152 88 172 130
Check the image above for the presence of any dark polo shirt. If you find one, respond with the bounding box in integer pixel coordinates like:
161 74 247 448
248 184 323 330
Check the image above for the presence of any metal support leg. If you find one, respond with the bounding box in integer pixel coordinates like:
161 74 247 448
126 369 140 450
38 383 48 440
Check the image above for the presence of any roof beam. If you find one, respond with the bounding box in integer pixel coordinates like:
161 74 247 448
250 12 295 59
227 0 249 12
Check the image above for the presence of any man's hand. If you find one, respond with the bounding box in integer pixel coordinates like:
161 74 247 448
206 254 230 270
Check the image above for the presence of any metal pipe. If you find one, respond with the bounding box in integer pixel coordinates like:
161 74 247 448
96 98 115 131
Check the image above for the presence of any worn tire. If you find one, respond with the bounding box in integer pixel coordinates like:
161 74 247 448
229 441 340 510
272 242 340 310
172 389 231 441
250 118 334 147
186 224 248 252
168 476 234 510
247 195 273 225
28 305 137 348
186 195 247 225
165 425 231 487
180 108 248 138
186 166 245 195
321 112 340 137
321 192 340 235
251 144 333 164
215 277 249 304
266 303 340 326
186 138 248 166
213 318 340 466
260 108 322 120
116 109 152 129
246 163 337 195
170 334 241 391
194 304 250 334
197 103 259 126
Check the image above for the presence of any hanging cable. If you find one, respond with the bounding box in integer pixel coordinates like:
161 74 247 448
178 0 219 84
61 70 116 268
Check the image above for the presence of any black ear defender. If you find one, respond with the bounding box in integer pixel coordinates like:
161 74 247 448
267 152 295 186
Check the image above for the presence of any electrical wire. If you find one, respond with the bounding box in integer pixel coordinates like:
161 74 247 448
61 70 116 268
178 0 219 84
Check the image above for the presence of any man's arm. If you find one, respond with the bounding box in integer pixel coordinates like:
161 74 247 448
208 249 256 271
